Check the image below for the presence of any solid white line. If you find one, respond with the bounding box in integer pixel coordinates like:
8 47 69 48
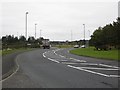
58 55 64 58
70 58 86 62
62 62 79 64
99 64 119 69
43 53 46 58
67 65 109 77
80 63 98 65
109 75 120 78
78 67 119 70
1 55 20 82
60 60 68 61
47 58 60 63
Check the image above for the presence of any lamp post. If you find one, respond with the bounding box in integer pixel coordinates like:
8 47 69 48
35 23 37 39
40 29 42 38
25 12 28 40
83 24 85 47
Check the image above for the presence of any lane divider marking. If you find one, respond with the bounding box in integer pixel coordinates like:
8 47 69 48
43 49 120 78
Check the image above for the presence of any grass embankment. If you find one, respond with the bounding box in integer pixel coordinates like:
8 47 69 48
70 47 119 61
55 45 74 48
1 48 34 56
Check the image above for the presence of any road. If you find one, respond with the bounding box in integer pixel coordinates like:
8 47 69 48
2 48 120 88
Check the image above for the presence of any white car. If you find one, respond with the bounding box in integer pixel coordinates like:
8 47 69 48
80 45 85 48
74 45 79 48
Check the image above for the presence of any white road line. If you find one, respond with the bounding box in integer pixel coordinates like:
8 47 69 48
60 60 68 61
109 75 120 78
43 53 46 58
80 63 98 65
1 55 20 82
99 64 119 69
47 58 60 63
67 65 120 78
69 58 86 62
62 62 79 64
67 65 109 77
59 55 65 58
78 67 119 70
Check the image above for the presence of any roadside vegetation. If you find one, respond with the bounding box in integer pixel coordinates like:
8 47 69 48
90 17 120 50
55 45 74 48
70 47 119 61
2 48 34 56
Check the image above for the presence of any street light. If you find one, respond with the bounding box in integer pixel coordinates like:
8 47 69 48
40 29 42 38
35 23 37 39
88 30 90 39
83 24 85 46
25 12 28 40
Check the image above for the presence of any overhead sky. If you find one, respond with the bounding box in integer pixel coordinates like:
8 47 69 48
1 0 119 41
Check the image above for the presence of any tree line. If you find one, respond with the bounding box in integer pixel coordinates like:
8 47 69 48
2 35 44 49
90 17 120 50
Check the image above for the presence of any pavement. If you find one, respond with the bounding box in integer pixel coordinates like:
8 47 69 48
2 48 120 88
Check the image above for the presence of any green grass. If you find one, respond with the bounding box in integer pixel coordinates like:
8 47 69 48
70 47 119 61
55 45 74 48
1 48 34 56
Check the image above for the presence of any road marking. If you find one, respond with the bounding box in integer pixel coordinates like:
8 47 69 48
1 55 20 82
109 75 120 78
67 65 109 77
77 67 119 70
59 55 65 58
99 64 119 69
67 65 120 78
60 60 68 61
47 58 60 63
70 58 86 62
80 63 98 65
62 62 79 64
43 53 46 58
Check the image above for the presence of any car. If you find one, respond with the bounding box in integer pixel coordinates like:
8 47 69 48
80 45 86 48
74 45 79 48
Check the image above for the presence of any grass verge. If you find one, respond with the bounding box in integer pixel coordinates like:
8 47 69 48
70 47 119 61
1 48 34 56
55 45 74 48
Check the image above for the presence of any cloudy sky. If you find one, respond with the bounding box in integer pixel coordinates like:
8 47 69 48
1 0 119 41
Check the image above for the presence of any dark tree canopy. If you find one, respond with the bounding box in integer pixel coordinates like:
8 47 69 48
90 17 120 50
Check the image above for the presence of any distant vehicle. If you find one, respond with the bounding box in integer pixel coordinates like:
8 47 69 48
80 45 85 48
74 45 79 48
42 39 50 49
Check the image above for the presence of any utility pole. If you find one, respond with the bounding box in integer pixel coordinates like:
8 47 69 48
35 23 37 39
25 12 28 40
71 30 72 42
88 30 90 47
83 24 85 47
40 29 42 38
71 30 73 46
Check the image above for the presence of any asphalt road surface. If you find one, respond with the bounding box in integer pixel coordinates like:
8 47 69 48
2 48 120 88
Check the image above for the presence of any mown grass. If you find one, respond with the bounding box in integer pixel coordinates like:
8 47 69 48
70 47 119 61
1 48 34 56
55 45 74 48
